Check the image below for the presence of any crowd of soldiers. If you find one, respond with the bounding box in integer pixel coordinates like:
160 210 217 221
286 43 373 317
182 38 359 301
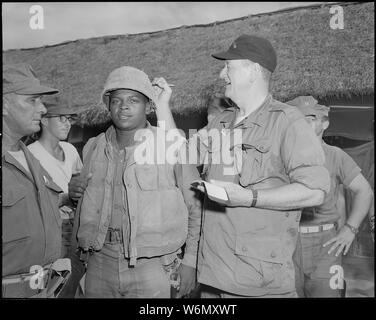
2 34 374 298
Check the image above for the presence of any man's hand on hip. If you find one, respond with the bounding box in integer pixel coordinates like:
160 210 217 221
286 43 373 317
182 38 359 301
323 226 356 256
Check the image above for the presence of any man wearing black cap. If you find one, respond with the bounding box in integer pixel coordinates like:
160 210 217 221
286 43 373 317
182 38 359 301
191 35 331 298
2 63 70 297
288 96 373 297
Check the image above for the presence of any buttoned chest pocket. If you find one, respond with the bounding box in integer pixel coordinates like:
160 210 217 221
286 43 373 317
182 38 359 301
2 186 31 243
234 235 284 289
238 139 271 187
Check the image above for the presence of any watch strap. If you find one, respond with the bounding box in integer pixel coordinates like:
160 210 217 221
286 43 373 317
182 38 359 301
250 189 258 207
345 222 359 235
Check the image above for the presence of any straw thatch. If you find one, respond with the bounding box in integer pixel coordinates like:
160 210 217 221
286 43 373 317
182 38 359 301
3 2 374 127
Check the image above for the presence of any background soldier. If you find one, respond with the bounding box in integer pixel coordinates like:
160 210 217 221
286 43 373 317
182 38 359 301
27 96 83 258
288 96 374 297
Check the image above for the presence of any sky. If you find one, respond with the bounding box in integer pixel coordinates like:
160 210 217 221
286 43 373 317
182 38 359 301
2 2 325 50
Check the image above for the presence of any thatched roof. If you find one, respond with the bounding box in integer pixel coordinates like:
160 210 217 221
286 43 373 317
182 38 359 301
3 2 374 127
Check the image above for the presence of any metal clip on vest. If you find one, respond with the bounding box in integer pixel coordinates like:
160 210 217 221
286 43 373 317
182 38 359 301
78 247 94 266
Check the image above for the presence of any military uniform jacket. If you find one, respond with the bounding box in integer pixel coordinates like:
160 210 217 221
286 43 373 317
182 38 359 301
2 142 62 277
197 94 331 296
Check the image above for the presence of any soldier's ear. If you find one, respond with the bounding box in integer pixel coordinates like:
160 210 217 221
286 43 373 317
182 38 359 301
145 100 154 115
41 117 49 127
323 119 330 130
249 62 260 82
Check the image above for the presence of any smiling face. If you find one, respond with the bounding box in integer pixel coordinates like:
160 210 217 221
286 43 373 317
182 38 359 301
219 59 254 101
108 89 150 131
41 115 73 141
3 93 47 137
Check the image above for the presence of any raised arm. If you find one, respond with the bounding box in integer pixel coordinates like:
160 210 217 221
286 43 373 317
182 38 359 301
152 77 178 131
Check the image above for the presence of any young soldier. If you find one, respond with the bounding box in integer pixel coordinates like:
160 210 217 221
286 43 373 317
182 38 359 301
28 95 83 257
70 66 202 298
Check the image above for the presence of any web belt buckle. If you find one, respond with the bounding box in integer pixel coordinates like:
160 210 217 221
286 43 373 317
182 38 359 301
300 223 335 233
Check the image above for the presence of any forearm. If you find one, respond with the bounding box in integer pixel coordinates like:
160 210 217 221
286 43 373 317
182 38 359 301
346 188 374 228
183 199 202 268
156 102 177 130
179 164 202 268
254 183 324 211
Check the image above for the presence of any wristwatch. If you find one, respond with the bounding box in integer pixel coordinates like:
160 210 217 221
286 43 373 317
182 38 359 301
250 189 258 207
369 216 375 232
345 222 359 235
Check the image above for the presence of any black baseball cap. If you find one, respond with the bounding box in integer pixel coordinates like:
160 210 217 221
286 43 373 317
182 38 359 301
212 34 277 73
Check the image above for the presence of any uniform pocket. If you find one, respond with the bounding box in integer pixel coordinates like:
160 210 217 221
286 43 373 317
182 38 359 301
238 138 271 187
134 165 158 190
89 160 108 186
2 187 30 243
44 181 63 228
234 235 284 289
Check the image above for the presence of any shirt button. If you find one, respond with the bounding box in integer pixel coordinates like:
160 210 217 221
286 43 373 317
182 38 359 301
285 213 289 217
242 246 247 252
270 251 277 258
259 146 264 151
127 184 132 188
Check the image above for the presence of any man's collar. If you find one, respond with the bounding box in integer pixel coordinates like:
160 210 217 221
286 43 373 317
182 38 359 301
105 121 152 149
3 142 34 181
220 94 277 129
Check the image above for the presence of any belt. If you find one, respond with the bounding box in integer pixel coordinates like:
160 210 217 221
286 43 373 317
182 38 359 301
299 222 336 234
104 228 123 244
